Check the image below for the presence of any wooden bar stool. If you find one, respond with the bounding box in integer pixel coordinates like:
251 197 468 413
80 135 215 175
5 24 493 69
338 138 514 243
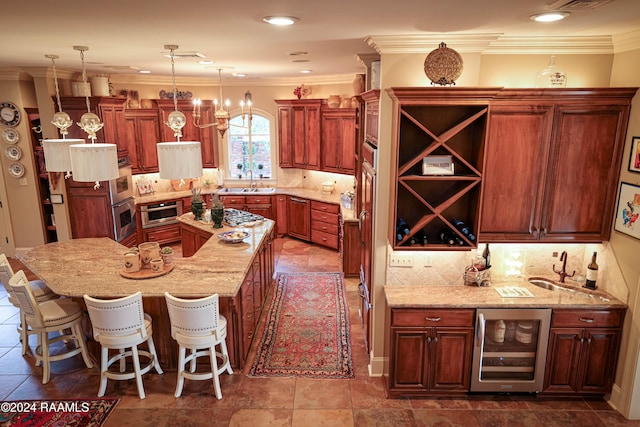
83 291 163 400
164 292 232 399
9 270 94 384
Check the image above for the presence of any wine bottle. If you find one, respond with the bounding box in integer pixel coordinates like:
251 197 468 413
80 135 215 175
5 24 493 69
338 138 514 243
440 230 463 246
585 251 598 289
397 218 410 236
482 243 491 268
452 218 476 241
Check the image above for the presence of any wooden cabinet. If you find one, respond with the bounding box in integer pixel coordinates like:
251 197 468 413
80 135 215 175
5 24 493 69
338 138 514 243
387 88 499 251
156 99 219 168
218 195 274 221
65 179 114 239
180 223 214 257
310 200 339 249
361 89 380 147
385 308 474 398
480 88 637 242
275 99 322 170
275 194 288 237
340 214 361 277
141 223 181 246
123 109 162 173
287 196 311 240
321 108 357 174
544 308 624 395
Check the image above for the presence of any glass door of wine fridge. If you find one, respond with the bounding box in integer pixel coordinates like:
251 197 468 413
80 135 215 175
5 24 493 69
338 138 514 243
471 308 551 392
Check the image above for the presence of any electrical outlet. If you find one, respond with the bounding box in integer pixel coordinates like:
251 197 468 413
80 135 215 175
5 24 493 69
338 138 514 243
423 254 433 267
389 253 414 267
552 251 558 257
18 178 27 186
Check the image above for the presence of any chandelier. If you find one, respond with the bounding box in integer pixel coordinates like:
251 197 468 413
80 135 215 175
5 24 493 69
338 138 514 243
193 68 253 137
68 45 118 189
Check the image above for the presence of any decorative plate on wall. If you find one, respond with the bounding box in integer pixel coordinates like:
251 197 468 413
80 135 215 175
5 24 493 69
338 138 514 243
0 102 21 127
2 128 19 144
424 42 463 86
8 162 25 178
5 145 22 161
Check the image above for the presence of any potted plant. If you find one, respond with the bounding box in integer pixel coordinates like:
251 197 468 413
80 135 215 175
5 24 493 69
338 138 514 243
191 188 204 220
236 163 243 179
160 246 174 265
258 163 264 179
211 194 225 228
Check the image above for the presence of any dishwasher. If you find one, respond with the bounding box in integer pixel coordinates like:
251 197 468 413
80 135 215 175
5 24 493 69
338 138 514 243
471 308 551 393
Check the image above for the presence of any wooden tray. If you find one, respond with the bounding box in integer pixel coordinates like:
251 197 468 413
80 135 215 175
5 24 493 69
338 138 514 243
120 264 174 279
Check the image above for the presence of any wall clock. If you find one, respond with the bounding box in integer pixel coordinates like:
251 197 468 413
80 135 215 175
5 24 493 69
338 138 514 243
0 102 21 127
1 128 19 144
8 162 25 178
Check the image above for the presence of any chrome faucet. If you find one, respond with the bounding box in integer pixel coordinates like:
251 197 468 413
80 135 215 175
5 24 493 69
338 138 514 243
247 170 256 188
553 251 576 283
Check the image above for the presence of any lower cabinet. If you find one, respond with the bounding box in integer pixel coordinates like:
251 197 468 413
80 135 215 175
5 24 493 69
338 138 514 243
385 307 474 397
180 224 214 257
219 195 275 220
141 223 181 246
310 200 339 249
287 196 311 240
340 214 361 277
543 308 624 395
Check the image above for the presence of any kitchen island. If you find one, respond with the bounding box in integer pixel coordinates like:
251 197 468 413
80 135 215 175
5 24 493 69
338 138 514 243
16 218 275 370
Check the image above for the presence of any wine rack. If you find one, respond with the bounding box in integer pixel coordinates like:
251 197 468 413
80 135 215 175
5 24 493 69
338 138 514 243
387 88 500 250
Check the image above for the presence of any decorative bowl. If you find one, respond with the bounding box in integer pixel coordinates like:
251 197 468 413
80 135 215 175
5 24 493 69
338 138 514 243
217 230 250 243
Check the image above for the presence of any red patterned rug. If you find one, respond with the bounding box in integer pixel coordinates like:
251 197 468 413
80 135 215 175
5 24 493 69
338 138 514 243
248 272 354 378
0 399 118 426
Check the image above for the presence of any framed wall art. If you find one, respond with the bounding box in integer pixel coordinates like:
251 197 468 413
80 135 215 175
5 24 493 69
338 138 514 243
629 136 640 173
614 182 640 240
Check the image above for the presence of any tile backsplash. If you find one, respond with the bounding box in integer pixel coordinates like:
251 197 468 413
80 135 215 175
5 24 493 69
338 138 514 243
386 242 629 304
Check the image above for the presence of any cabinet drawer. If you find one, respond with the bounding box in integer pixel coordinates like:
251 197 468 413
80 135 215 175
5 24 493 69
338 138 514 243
311 209 338 225
551 309 624 328
391 309 475 328
311 220 338 235
144 224 181 243
246 195 272 205
311 200 339 214
311 229 338 249
220 196 246 205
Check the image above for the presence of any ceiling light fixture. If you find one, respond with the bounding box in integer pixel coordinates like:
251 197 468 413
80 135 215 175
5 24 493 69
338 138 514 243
263 16 299 26
530 11 570 22
68 45 118 189
156 44 202 181
300 69 312 74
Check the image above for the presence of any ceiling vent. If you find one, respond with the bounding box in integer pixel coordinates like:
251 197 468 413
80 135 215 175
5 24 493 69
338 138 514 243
163 51 206 59
547 0 614 10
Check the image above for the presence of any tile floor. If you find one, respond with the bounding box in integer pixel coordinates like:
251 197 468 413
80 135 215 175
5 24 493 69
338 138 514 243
1 237 639 426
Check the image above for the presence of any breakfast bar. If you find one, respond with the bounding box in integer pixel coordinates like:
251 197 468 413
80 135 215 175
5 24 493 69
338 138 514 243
16 218 275 370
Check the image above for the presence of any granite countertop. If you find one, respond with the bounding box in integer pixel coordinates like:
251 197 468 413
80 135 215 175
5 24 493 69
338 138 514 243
384 277 626 310
16 219 274 299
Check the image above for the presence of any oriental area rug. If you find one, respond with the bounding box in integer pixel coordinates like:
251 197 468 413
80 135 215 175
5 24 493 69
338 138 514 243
248 272 354 379
0 398 119 427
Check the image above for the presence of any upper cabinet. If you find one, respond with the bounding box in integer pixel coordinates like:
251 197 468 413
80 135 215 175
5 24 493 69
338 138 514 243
387 88 500 251
123 109 162 174
157 99 219 168
275 99 322 170
360 89 380 147
480 88 637 243
320 107 357 175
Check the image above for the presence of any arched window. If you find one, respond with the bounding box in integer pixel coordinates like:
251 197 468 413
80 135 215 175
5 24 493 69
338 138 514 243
227 112 273 180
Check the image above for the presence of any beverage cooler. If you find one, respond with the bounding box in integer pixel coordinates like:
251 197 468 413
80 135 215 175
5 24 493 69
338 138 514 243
471 308 551 392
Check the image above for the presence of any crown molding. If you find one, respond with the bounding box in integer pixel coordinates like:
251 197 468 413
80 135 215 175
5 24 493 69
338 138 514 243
108 73 356 87
613 30 640 53
366 34 616 55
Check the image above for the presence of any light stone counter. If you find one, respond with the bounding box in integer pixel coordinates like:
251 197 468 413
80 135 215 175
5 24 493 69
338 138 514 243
384 278 626 310
16 219 275 299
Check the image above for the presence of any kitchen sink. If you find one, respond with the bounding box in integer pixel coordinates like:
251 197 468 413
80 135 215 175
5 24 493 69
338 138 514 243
527 277 612 302
528 277 560 291
218 187 276 194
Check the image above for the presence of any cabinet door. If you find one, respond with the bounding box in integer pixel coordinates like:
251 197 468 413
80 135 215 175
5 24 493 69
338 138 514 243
429 328 473 391
544 327 583 393
480 105 553 241
541 105 629 241
180 224 198 257
277 106 293 168
287 196 310 240
321 109 357 174
292 106 308 168
577 328 621 393
124 110 161 173
66 183 114 239
292 104 321 170
390 329 429 390
98 101 127 157
275 195 288 236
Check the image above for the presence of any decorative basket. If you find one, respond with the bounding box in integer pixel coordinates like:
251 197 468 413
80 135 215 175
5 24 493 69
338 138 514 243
464 265 491 286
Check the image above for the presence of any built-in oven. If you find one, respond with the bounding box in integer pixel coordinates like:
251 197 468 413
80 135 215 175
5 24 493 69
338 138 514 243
471 308 551 393
109 158 134 205
112 197 137 242
140 200 183 228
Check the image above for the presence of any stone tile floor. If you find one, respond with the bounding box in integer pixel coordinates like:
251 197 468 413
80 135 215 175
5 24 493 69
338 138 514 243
0 237 638 426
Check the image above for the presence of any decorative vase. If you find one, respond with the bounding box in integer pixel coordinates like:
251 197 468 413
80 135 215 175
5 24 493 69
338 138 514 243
161 253 173 265
327 95 341 108
191 200 204 220
352 74 365 95
536 56 567 88
211 207 224 228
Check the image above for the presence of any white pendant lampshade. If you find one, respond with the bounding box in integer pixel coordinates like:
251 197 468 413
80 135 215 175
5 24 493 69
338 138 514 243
157 141 203 179
69 143 119 182
42 138 84 172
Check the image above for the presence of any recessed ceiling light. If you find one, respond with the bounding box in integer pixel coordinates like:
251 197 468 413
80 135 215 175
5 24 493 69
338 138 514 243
300 69 312 74
263 16 299 26
199 60 214 65
530 12 570 22
235 73 247 78
291 59 310 63
139 70 151 74
287 51 308 56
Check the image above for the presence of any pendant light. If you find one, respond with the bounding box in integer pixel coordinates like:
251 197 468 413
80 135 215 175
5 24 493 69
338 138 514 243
42 53 84 184
156 44 202 181
68 46 118 189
